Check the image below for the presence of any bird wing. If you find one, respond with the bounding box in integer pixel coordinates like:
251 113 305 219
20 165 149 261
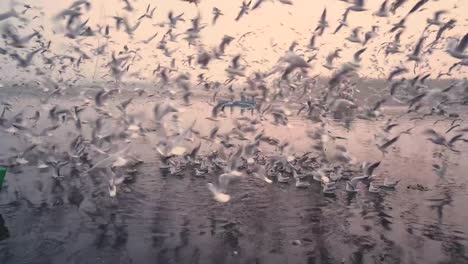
353 48 367 62
320 8 327 22
366 161 381 176
379 135 400 150
456 33 468 53
379 0 388 12
413 36 425 56
407 0 428 15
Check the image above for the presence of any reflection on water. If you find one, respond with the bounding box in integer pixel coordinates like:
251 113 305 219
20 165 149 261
1 95 468 264
0 215 9 242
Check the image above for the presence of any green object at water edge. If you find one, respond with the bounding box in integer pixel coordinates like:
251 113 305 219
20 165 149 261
0 167 6 189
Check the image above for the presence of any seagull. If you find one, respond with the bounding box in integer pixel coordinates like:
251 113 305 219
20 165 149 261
427 10 447 27
218 35 235 55
363 26 378 46
389 18 406 33
352 48 367 66
10 48 42 68
368 182 380 193
333 9 350 34
122 0 134 12
315 8 328 36
406 0 429 17
207 169 244 203
383 177 400 188
390 0 407 14
346 27 363 44
423 129 464 149
362 161 381 178
50 160 70 178
69 0 91 10
181 0 200 5
226 54 246 78
374 0 389 17
2 24 40 48
346 177 362 192
212 7 223 25
235 1 252 21
407 36 425 62
140 32 158 44
307 34 318 50
138 4 156 20
278 0 293 5
168 11 185 28
348 0 366 12
377 135 400 154
122 18 141 36
387 66 407 81
322 181 337 194
446 33 468 60
252 0 267 10
207 183 231 203
433 19 456 42
385 30 403 55
0 8 20 21
323 49 341 70
346 162 379 192
280 52 310 79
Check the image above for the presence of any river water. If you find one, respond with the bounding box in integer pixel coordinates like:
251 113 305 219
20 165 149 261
1 93 468 264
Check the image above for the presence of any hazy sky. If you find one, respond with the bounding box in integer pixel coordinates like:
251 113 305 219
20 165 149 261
0 0 466 82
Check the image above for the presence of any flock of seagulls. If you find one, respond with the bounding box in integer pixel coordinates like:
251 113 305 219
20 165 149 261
0 0 466 205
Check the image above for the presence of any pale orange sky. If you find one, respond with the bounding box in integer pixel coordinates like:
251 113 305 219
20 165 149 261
0 0 466 82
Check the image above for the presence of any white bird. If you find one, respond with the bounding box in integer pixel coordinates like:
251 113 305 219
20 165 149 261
333 9 350 34
122 0 134 12
207 170 244 203
277 172 290 183
87 145 131 172
348 0 366 12
3 24 40 48
207 183 231 203
235 0 252 21
374 0 389 17
446 34 468 60
315 8 328 36
361 161 381 179
10 48 42 68
253 172 273 184
0 8 20 21
407 36 425 62
383 177 400 188
106 167 125 197
69 0 92 10
368 182 380 193
307 34 318 50
212 7 223 25
323 49 341 70
281 52 309 68
312 167 327 182
346 173 369 192
346 27 363 44
346 162 380 192
427 10 447 27
363 26 378 46
280 52 310 79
